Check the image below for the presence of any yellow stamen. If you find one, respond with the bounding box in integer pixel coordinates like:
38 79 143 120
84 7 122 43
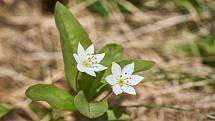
82 60 89 67
117 79 125 86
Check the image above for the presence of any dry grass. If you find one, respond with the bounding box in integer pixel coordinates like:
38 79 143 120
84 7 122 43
0 0 215 121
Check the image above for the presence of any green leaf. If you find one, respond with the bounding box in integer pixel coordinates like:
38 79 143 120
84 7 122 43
82 44 123 100
55 2 92 91
106 107 129 121
0 105 8 118
74 91 108 118
26 84 75 111
87 1 109 16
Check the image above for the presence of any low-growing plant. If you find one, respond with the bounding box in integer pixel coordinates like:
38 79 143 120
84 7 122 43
25 2 154 120
175 34 215 67
0 105 8 118
84 0 138 17
161 0 207 14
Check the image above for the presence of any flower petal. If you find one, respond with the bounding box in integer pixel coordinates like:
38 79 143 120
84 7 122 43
86 44 94 55
77 64 85 72
78 43 87 60
85 68 96 77
111 62 121 78
106 75 117 85
112 84 123 95
94 53 105 63
73 54 80 63
126 75 144 85
92 64 107 72
121 63 134 78
122 85 136 95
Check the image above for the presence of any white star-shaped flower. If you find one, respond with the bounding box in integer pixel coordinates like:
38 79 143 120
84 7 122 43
106 62 144 95
73 43 107 77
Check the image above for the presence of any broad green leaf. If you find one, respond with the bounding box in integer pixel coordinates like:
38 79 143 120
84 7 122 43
106 107 129 121
55 2 92 91
102 59 155 82
74 91 108 118
26 84 75 111
81 44 123 100
0 105 8 118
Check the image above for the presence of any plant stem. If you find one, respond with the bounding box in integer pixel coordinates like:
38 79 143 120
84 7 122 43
76 71 80 92
112 103 215 119
116 103 193 112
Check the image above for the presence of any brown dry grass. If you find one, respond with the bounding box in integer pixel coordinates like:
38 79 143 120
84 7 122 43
0 0 215 121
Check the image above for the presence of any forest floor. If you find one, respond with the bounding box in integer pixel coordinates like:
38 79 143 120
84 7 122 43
0 0 215 121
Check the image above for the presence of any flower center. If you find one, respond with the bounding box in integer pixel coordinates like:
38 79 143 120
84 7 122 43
82 60 90 67
87 53 98 64
117 79 125 86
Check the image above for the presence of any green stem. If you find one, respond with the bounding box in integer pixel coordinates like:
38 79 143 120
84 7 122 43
112 103 215 119
115 104 193 112
76 71 80 92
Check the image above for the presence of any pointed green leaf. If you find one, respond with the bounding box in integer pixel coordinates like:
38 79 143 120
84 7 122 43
87 1 109 16
26 84 75 111
0 105 8 118
55 2 92 91
74 91 108 118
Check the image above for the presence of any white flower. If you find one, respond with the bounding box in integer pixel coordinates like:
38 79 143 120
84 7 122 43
73 43 107 77
106 62 144 95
